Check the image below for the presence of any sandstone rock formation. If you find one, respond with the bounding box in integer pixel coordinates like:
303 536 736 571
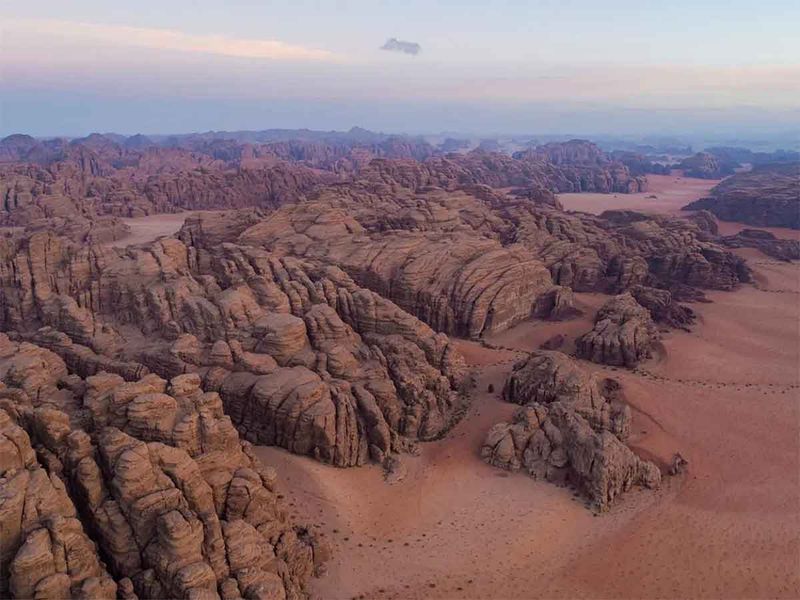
576 293 660 367
1 132 650 228
0 230 468 467
0 410 117 600
0 334 327 600
675 152 735 179
482 351 660 510
0 128 772 595
683 162 800 229
630 285 695 330
720 229 800 261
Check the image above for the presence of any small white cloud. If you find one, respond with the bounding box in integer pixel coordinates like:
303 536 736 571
381 38 421 56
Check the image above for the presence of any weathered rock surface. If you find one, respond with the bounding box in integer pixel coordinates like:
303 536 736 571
675 152 735 179
630 285 695 330
0 410 117 600
235 202 560 338
502 351 630 437
1 133 649 227
683 163 800 229
0 231 467 467
576 293 660 367
482 351 660 511
0 351 327 600
23 215 131 245
720 229 800 261
0 130 764 593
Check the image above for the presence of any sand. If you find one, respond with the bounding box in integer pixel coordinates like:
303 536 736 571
105 211 209 247
252 177 800 599
558 173 720 216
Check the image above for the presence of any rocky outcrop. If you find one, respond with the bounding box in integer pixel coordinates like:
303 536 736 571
23 215 131 245
676 152 735 179
502 351 630 437
683 163 800 229
0 231 468 467
232 197 565 338
610 151 671 176
720 229 800 261
630 285 695 330
514 140 648 193
501 206 750 294
482 351 660 511
0 347 327 600
0 149 330 226
1 133 649 229
576 293 659 367
0 410 117 600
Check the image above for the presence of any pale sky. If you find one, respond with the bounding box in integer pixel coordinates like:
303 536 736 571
1 0 798 137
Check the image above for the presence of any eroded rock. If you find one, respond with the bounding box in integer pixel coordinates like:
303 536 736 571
483 351 660 511
576 293 660 367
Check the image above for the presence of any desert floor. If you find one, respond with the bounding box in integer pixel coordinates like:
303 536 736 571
557 173 720 216
106 211 206 247
250 174 800 599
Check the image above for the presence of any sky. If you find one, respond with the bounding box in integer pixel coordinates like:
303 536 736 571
1 0 798 138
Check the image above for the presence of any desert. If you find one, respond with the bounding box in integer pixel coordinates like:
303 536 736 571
0 125 797 600
257 172 800 600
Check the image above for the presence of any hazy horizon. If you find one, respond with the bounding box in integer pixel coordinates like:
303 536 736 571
1 0 798 141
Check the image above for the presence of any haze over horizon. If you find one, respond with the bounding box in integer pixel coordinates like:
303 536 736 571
1 0 798 140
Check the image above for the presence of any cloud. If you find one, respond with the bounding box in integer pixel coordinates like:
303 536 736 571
380 38 421 56
4 18 339 62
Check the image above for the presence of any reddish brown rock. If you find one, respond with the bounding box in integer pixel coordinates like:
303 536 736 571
630 285 695 330
720 229 800 261
0 410 117 600
576 293 660 367
0 362 327 600
483 351 659 511
684 163 800 229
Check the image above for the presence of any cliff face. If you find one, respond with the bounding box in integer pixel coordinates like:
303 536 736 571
683 162 800 229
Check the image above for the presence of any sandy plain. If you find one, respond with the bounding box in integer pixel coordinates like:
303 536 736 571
106 211 206 247
250 174 800 599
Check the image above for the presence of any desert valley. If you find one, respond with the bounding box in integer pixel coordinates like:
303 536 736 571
0 130 797 600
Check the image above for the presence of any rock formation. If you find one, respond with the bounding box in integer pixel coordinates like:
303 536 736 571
0 231 468 467
482 351 660 510
1 132 650 228
576 293 660 367
630 285 695 330
720 229 800 261
675 152 735 179
0 333 327 600
0 410 118 600
0 130 764 568
683 162 800 229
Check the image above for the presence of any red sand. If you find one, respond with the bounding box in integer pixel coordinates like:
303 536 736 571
254 177 800 599
558 174 720 216
106 211 207 247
